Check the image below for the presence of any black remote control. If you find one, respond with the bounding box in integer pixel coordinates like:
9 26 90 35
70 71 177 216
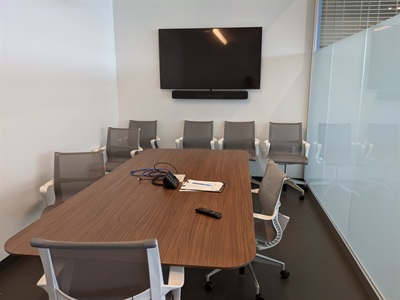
195 207 222 219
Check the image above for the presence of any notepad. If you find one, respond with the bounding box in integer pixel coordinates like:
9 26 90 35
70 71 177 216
180 179 225 192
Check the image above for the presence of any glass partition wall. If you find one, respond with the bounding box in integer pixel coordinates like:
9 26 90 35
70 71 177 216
307 16 399 300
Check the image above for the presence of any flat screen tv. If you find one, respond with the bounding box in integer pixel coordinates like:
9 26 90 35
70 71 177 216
158 27 262 90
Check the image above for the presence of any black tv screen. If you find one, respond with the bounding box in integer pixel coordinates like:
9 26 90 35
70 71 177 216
158 27 262 90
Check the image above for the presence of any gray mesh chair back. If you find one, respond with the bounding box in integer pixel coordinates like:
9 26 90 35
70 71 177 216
106 127 140 172
268 122 306 163
317 123 356 166
182 120 214 149
318 123 352 160
223 121 256 160
129 120 159 149
366 123 398 163
254 160 289 244
315 123 364 196
30 238 183 300
54 151 105 203
266 122 308 199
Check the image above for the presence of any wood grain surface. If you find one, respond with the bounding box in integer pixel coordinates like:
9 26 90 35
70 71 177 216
5 149 255 269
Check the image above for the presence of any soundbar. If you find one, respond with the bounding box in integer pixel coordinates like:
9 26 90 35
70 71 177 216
172 90 248 100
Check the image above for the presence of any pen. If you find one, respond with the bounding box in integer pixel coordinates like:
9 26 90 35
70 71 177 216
192 182 213 186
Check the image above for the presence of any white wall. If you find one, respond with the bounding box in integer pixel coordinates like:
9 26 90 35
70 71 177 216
113 0 315 176
0 1 119 260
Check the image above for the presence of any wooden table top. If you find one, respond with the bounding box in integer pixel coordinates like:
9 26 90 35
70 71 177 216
5 149 256 269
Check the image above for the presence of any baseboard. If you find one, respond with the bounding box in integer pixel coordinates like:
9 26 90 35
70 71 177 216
306 188 382 300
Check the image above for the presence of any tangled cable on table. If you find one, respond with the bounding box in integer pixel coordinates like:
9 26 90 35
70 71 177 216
130 162 178 186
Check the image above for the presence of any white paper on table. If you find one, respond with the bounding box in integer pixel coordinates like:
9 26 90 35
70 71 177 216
180 179 225 192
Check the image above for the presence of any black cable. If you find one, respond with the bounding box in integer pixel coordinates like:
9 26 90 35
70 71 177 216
153 162 178 174
130 162 178 186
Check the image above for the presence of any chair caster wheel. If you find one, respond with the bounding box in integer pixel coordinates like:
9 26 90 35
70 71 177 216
299 194 305 200
204 281 215 291
256 293 265 300
280 270 290 279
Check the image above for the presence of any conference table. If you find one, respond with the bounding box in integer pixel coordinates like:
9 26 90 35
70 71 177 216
5 149 256 269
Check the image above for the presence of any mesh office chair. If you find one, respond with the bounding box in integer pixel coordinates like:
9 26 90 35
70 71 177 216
31 238 184 300
315 123 354 165
40 151 105 215
104 127 141 172
313 123 364 196
175 120 217 149
364 123 399 165
129 120 160 149
219 121 260 186
264 122 310 200
314 122 366 170
205 160 290 300
362 123 399 196
218 121 260 160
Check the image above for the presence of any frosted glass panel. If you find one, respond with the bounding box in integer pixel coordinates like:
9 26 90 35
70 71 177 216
307 16 399 300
